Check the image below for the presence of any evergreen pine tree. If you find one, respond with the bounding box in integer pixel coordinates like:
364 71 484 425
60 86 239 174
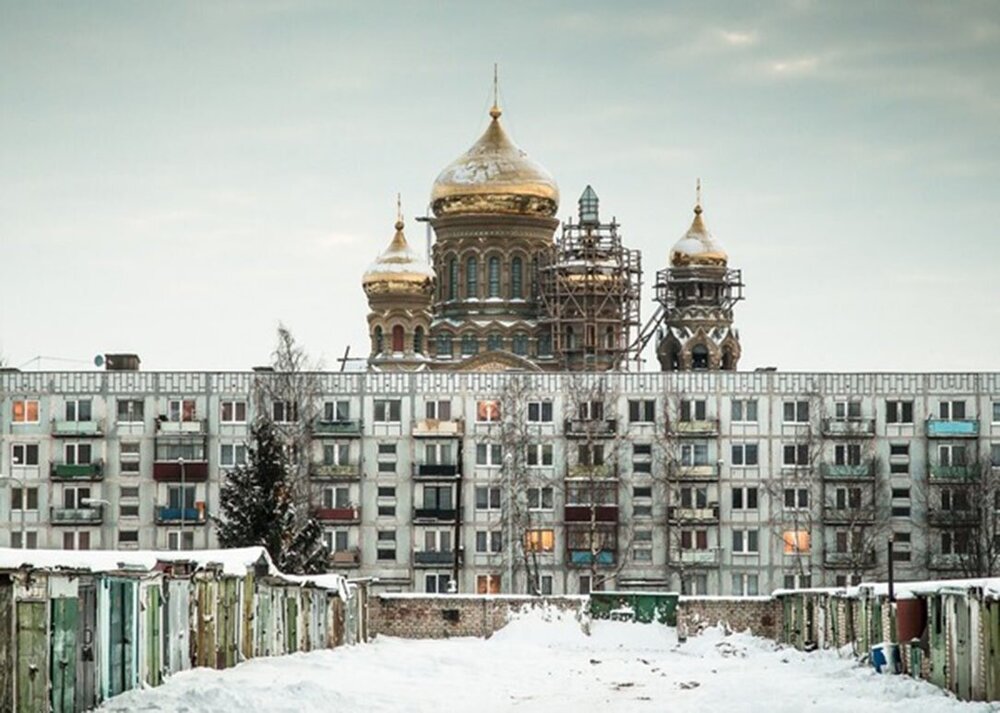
217 418 328 574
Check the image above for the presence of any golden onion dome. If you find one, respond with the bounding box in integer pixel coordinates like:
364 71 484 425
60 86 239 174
669 191 728 268
430 102 559 218
362 212 435 296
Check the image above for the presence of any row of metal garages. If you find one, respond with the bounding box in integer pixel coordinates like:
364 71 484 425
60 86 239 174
776 577 1000 702
0 547 369 713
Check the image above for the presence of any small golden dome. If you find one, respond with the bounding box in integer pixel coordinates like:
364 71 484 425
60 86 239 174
669 196 728 267
430 104 559 218
362 211 435 295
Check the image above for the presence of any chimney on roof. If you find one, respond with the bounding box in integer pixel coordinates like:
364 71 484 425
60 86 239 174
103 354 141 371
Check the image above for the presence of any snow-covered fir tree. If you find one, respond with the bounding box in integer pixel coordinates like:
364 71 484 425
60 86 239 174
217 417 328 574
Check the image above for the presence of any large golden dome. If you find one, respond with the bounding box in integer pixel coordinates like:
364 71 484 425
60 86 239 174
670 201 728 268
362 214 435 296
430 104 559 218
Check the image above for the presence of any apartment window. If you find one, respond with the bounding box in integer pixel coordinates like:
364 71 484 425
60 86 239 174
628 400 656 423
118 530 139 548
730 443 759 466
940 488 971 512
425 574 452 594
892 506 911 517
10 531 38 549
62 531 91 551
167 399 197 422
633 529 653 562
524 529 555 553
834 487 863 510
322 529 350 554
537 575 553 595
679 399 707 421
732 529 759 554
168 485 196 511
324 442 351 466
64 443 93 466
424 400 452 421
62 486 92 510
679 486 708 509
155 441 205 462
680 443 709 467
168 531 195 551
782 443 810 467
372 399 401 423
577 443 605 467
833 401 862 421
784 488 809 509
733 573 759 596
991 443 1000 466
319 401 348 422
119 499 139 519
579 576 592 595
577 401 604 421
376 530 396 560
938 444 968 467
11 487 39 511
320 486 350 510
782 530 810 555
11 444 39 466
632 443 652 474
377 486 396 517
475 486 502 511
782 401 810 423
526 443 553 467
272 401 298 423
377 443 396 473
993 402 1000 423
64 399 93 422
12 399 40 423
891 487 911 499
220 443 248 468
527 401 553 423
783 574 812 590
119 442 140 475
682 574 708 596
476 400 501 422
885 400 914 424
680 530 708 550
422 442 453 467
527 487 554 510
475 530 503 554
477 574 502 594
890 462 909 474
633 485 653 518
476 443 503 467
939 400 967 420
116 399 144 423
731 399 758 423
834 444 863 466
220 400 247 423
731 486 759 511
889 443 909 457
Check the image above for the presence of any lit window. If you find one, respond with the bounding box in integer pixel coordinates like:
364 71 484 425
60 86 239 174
782 530 810 555
12 400 39 423
525 529 555 553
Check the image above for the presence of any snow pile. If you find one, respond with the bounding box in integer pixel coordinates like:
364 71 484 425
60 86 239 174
99 614 996 713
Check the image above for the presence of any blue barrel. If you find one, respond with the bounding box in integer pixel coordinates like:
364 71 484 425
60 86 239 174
871 643 902 674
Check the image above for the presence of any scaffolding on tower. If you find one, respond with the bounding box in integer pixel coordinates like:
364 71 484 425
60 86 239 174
539 186 643 371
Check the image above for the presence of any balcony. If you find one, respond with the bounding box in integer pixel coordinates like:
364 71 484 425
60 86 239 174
929 465 976 481
927 509 979 527
928 553 964 571
311 463 361 479
671 419 719 437
414 550 457 567
413 507 458 522
50 462 103 481
824 551 876 569
51 507 104 525
313 507 360 523
822 507 876 525
153 461 209 482
567 463 616 479
314 419 363 437
156 418 208 435
926 419 980 438
669 463 719 480
675 550 720 567
564 419 617 438
51 420 104 437
155 506 207 525
567 549 616 567
413 463 461 479
821 462 875 479
330 548 361 568
821 419 876 438
667 505 719 524
564 504 618 523
411 419 464 437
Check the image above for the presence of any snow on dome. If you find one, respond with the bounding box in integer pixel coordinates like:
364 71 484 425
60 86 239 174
670 204 728 267
362 217 435 293
430 105 559 218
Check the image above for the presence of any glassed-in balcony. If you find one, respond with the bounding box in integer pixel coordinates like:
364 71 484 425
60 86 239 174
51 507 103 525
313 419 363 437
926 419 979 438
820 462 875 479
414 550 456 567
51 420 104 437
411 419 464 437
155 506 207 525
821 419 876 438
50 462 104 480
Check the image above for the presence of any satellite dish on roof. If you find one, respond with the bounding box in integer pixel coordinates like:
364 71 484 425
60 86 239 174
94 354 104 368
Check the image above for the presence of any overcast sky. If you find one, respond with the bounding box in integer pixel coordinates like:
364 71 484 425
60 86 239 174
1 0 998 373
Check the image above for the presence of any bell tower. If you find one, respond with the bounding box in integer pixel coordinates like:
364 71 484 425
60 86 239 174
656 182 744 371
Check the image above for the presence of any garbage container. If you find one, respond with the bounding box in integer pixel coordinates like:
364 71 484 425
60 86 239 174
871 642 902 674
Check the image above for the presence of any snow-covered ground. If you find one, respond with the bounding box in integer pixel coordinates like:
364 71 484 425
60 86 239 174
100 609 996 712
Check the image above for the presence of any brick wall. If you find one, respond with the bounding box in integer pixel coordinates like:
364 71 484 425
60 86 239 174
370 595 587 639
677 596 782 640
